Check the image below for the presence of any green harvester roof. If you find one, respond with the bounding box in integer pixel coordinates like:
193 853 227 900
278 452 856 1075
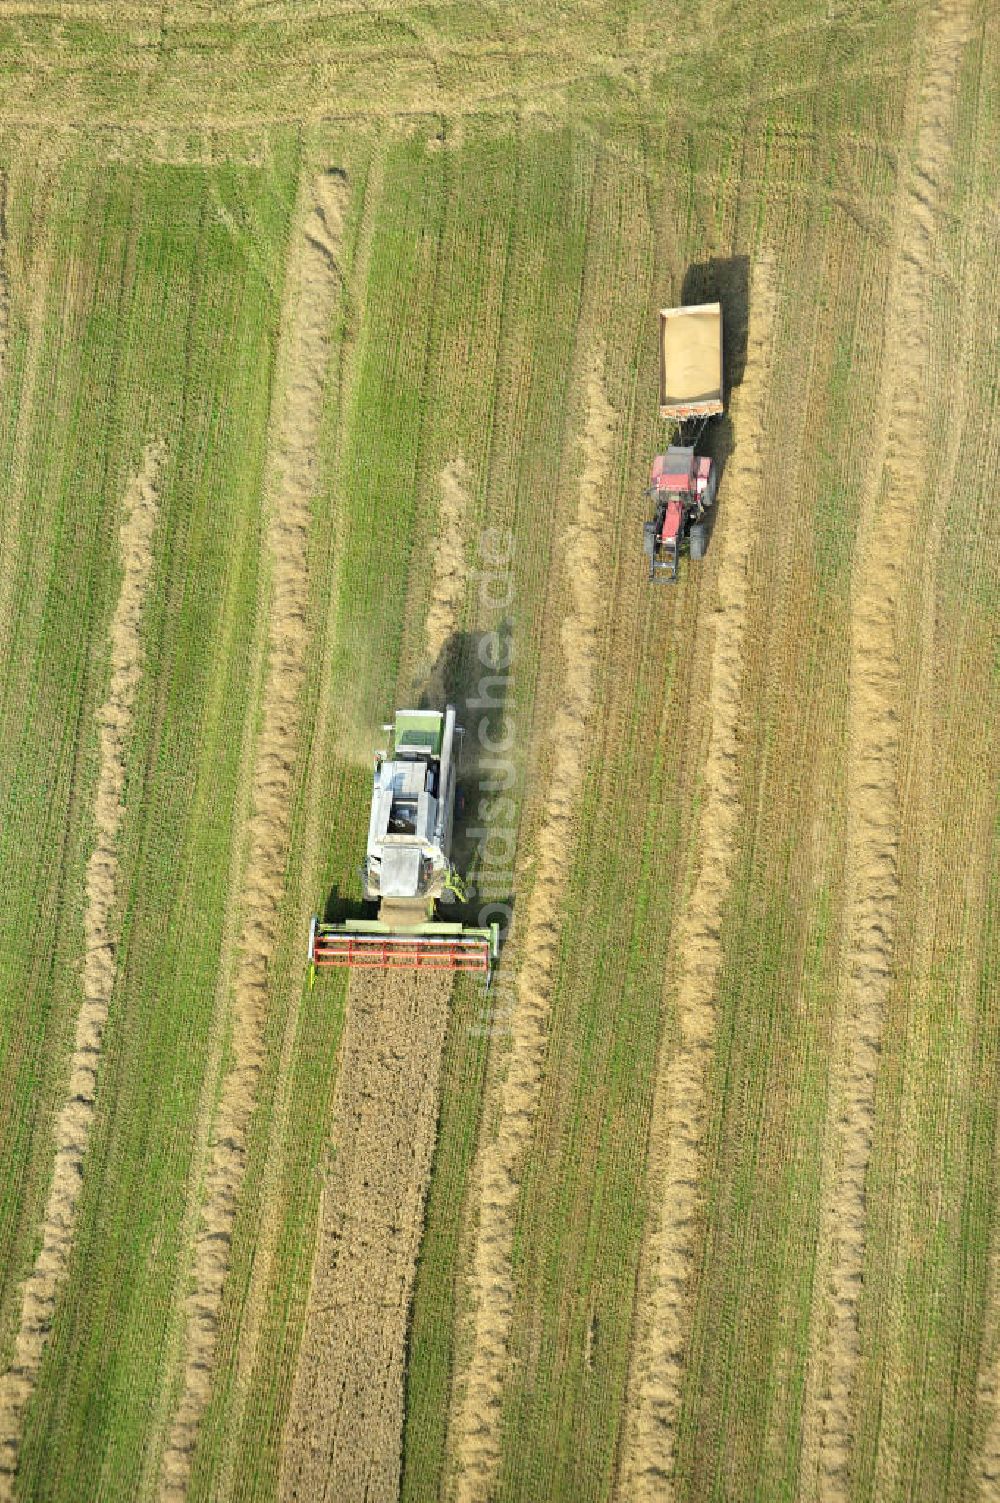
393 709 443 754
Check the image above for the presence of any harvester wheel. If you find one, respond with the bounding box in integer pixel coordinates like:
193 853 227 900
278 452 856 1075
689 522 708 561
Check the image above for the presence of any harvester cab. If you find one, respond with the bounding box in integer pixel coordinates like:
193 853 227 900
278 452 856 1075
308 706 499 985
645 301 723 583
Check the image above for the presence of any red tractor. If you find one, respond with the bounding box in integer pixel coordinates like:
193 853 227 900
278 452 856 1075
644 302 723 584
644 446 717 583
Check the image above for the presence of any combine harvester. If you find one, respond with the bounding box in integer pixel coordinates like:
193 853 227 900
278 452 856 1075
644 302 724 583
309 706 499 984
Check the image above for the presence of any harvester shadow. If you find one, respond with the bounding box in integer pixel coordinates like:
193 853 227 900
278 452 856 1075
321 883 373 926
415 626 517 947
679 255 750 552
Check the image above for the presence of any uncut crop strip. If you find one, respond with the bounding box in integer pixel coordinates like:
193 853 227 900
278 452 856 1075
616 266 776 1503
279 973 454 1503
157 168 344 1499
0 442 164 1497
798 5 973 1498
448 366 615 1502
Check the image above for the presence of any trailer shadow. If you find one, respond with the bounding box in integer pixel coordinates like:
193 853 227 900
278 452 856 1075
680 253 750 402
678 256 750 549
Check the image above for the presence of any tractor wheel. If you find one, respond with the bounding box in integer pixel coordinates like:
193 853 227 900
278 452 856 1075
643 520 657 559
689 522 708 561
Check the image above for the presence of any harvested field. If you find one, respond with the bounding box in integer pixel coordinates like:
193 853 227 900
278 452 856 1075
0 5 997 1502
0 147 290 1500
280 973 453 1503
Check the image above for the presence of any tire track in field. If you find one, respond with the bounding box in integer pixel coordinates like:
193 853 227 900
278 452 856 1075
616 266 776 1502
0 442 165 1498
157 167 345 1500
798 6 972 1498
448 368 615 1503
279 972 454 1503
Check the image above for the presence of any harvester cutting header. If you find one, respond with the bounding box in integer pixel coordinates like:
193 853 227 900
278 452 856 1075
644 301 723 582
309 707 499 984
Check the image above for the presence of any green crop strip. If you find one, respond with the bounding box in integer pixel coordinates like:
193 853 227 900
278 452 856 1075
1 143 294 1501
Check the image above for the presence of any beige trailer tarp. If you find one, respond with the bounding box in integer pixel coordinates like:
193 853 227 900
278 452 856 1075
658 302 724 418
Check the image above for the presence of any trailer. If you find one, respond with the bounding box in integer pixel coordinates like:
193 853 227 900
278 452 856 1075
645 302 724 582
658 302 723 420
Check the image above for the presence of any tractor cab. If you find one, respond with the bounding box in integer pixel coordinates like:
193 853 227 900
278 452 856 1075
643 445 717 583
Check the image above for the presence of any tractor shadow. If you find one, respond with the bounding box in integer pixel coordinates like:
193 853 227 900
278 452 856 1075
678 255 750 552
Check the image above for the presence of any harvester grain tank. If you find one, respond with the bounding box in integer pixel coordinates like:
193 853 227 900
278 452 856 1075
644 301 723 582
308 706 499 984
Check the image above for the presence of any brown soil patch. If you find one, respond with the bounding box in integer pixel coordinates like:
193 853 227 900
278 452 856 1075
279 972 453 1503
0 442 164 1499
157 169 345 1500
798 6 972 1498
448 368 615 1502
617 266 776 1502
